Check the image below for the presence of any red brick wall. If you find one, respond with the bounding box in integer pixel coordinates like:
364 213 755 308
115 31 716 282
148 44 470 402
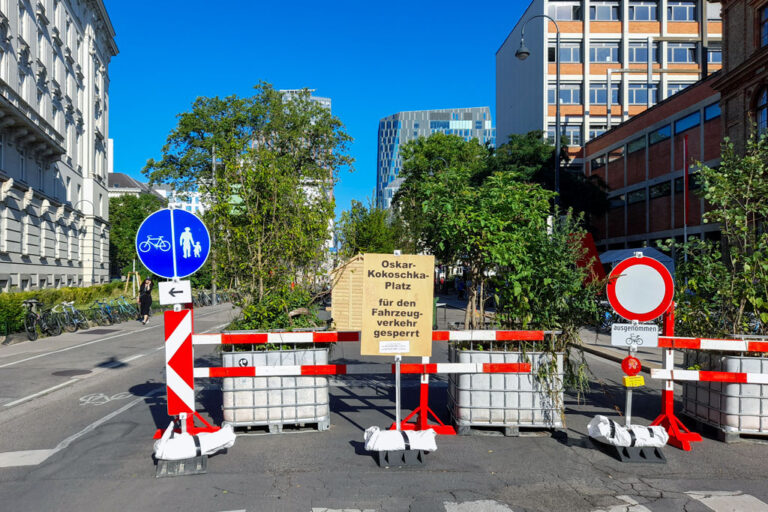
649 196 672 232
627 203 646 235
674 126 702 171
607 207 625 238
648 139 671 179
626 149 646 186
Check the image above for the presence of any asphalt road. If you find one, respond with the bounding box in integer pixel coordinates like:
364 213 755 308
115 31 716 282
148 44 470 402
0 305 767 512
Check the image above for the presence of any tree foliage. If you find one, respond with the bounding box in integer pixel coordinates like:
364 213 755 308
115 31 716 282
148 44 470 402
662 133 768 336
108 194 166 277
144 83 353 304
337 200 403 258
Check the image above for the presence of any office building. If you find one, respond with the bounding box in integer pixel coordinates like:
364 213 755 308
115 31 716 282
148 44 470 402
376 107 495 208
497 0 722 170
0 0 117 290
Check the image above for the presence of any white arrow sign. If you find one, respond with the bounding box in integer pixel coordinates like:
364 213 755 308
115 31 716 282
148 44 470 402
159 280 192 306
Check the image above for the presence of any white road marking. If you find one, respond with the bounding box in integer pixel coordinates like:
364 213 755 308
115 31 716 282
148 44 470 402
3 380 79 407
79 391 133 406
687 491 768 511
444 500 515 511
0 308 223 369
592 496 652 512
0 388 164 468
0 449 56 468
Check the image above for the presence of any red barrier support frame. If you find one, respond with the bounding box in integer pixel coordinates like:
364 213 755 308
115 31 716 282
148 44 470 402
650 303 702 451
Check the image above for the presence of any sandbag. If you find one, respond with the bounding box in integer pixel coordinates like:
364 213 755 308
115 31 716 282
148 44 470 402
588 415 668 448
363 426 437 452
154 423 236 461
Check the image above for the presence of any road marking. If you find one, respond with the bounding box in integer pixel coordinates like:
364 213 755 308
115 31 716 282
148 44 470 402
0 308 223 369
687 491 768 511
444 500 515 511
2 380 79 407
79 391 133 406
592 496 652 512
0 388 164 468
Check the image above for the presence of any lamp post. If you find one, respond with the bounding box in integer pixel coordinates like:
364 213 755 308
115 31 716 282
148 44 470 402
516 14 560 207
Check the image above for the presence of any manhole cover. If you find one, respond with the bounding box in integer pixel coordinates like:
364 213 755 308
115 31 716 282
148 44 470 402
52 369 92 377
86 329 118 335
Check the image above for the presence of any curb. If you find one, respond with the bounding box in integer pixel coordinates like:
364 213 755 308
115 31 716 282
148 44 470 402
575 343 661 375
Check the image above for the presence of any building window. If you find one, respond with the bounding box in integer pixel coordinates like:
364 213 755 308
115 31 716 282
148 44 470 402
549 42 581 63
589 82 619 104
627 83 658 105
627 136 646 153
707 45 722 64
590 1 620 21
547 125 582 146
649 181 671 199
589 125 607 140
548 83 581 104
704 102 721 121
667 82 691 97
667 1 696 21
628 42 659 63
675 112 701 135
627 188 646 204
628 1 658 21
667 43 697 63
590 42 620 63
762 7 768 47
649 124 671 144
757 89 768 134
548 1 582 20
19 151 25 182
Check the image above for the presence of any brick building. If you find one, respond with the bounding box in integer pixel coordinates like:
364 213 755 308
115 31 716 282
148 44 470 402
584 72 721 251
712 0 768 147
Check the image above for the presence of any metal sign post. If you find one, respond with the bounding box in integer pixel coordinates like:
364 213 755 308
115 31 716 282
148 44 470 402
394 355 402 432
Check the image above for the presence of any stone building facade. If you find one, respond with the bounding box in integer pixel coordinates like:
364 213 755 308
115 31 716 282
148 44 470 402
0 0 117 290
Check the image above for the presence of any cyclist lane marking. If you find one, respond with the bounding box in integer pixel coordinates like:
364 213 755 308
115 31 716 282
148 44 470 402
0 307 226 369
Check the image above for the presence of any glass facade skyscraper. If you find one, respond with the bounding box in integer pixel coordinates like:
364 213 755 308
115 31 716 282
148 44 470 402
376 107 494 208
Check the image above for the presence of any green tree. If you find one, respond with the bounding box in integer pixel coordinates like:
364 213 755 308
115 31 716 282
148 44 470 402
662 133 768 336
144 83 353 302
108 194 166 277
337 199 403 258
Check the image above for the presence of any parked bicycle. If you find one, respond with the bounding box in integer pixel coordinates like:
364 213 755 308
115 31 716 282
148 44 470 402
91 299 117 325
22 299 62 341
53 301 90 332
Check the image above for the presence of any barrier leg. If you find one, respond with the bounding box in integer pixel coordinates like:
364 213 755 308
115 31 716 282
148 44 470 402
649 303 702 450
392 357 456 435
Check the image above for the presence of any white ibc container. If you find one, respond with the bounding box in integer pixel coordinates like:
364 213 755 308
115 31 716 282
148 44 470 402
682 350 768 435
222 347 330 429
448 345 563 429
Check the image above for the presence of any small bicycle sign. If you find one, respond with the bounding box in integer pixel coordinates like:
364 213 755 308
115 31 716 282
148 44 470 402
138 235 171 253
625 334 643 346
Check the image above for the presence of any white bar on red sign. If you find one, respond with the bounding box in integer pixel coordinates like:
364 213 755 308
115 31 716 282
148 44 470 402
436 363 479 373
193 368 211 378
700 339 748 351
746 373 768 384
192 334 222 345
448 331 496 341
255 365 303 377
267 332 314 344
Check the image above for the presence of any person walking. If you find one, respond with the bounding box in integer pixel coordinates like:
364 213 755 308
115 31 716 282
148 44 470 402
138 277 154 325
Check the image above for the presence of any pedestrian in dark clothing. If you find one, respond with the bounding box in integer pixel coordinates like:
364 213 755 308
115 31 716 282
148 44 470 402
139 278 154 324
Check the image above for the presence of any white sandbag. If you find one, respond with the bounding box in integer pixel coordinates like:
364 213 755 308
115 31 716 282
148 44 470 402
363 426 438 452
588 415 668 448
154 423 237 461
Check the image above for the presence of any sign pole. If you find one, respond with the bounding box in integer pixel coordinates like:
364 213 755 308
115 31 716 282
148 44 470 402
394 355 402 432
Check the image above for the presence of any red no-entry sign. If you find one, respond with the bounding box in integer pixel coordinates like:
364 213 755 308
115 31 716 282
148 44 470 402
606 256 674 322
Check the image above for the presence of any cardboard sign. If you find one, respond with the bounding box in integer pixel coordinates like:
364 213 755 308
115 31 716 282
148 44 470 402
361 253 435 357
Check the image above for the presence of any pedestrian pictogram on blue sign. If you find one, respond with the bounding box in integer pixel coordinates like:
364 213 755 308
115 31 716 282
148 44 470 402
135 209 210 279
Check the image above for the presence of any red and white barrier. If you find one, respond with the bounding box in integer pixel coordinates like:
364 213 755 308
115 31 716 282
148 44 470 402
649 307 768 450
159 315 548 438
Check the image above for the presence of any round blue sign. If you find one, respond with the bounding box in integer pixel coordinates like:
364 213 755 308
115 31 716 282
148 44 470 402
135 209 211 279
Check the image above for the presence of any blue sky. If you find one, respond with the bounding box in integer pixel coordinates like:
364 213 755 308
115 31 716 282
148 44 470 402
105 0 528 218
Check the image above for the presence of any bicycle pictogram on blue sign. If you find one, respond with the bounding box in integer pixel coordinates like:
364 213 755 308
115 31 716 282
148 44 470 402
135 209 210 279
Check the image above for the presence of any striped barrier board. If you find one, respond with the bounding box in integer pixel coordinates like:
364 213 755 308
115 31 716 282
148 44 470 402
652 369 768 384
659 337 768 353
194 362 531 378
192 330 549 345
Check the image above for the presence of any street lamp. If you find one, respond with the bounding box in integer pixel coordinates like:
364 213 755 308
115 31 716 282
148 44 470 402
516 14 561 207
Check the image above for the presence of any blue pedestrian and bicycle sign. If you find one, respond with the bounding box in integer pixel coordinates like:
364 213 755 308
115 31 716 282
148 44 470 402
135 208 210 279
